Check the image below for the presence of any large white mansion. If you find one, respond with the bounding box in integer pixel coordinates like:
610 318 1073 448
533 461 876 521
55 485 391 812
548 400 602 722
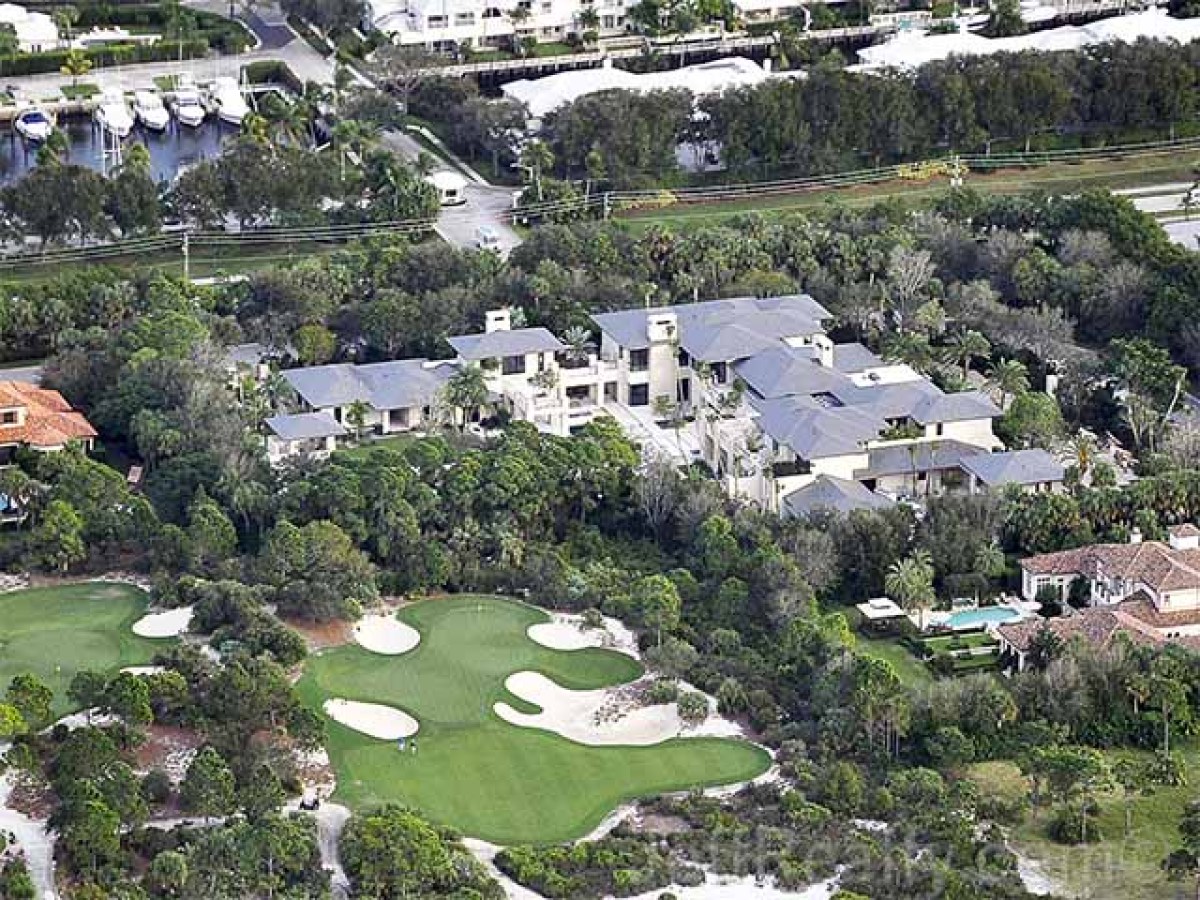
259 295 1063 515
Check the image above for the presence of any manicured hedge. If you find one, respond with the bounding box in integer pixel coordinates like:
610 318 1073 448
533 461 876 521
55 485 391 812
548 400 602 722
0 39 210 77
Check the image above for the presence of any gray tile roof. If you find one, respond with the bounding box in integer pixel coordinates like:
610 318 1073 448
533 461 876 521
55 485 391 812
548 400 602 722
754 395 882 459
265 412 347 441
734 346 857 400
854 380 942 420
284 364 366 409
782 475 894 517
591 294 831 358
832 343 884 373
446 327 565 361
960 449 1064 487
855 440 981 478
283 360 456 412
912 391 1001 424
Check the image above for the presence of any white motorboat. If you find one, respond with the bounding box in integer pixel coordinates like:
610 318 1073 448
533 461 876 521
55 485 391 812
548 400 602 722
207 77 248 127
93 93 134 139
170 85 206 128
13 106 53 142
132 90 170 132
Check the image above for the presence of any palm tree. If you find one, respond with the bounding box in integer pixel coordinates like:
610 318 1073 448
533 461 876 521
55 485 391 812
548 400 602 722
944 329 992 381
332 118 379 180
53 5 79 43
1068 433 1098 485
241 112 271 146
885 550 936 630
986 358 1030 409
346 400 371 442
519 139 554 202
507 4 532 51
560 325 595 366
441 367 488 430
59 48 92 87
36 129 69 167
974 541 1006 581
332 63 356 110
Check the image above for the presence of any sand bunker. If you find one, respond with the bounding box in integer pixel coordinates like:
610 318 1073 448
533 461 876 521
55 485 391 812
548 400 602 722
132 606 194 638
322 699 419 741
121 666 167 676
494 672 686 746
527 612 639 656
353 613 420 655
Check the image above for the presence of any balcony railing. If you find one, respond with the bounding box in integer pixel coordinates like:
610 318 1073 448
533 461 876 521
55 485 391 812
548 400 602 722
771 460 811 478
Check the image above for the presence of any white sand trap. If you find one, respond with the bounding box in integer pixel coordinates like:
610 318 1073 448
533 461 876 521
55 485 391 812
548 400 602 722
322 699 419 740
353 613 420 655
132 606 194 638
527 612 639 656
495 671 685 746
121 665 167 676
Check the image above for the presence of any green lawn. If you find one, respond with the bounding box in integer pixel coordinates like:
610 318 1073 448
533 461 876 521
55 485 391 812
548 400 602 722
923 633 998 653
968 750 1200 900
334 433 419 460
60 83 100 100
0 582 161 714
620 152 1200 231
856 635 932 687
298 595 770 844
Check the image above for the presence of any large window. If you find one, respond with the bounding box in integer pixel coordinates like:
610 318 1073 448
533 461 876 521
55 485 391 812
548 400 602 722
629 349 649 372
629 384 649 406
0 410 16 425
502 355 526 375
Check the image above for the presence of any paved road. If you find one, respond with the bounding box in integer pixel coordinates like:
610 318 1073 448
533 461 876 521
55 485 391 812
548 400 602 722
437 183 523 254
6 1 335 101
380 130 523 253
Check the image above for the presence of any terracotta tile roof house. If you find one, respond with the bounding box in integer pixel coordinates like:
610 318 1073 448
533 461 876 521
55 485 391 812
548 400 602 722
1020 530 1200 604
997 606 1164 657
0 381 97 455
1008 527 1200 669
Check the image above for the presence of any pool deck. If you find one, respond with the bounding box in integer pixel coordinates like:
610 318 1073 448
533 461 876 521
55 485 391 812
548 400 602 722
924 599 1042 632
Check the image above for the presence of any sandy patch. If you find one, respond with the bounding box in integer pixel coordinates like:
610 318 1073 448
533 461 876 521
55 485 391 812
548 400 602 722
322 699 419 740
352 614 420 655
527 612 638 656
121 665 167 676
132 606 194 638
465 834 841 900
623 872 842 900
495 672 692 746
0 765 58 900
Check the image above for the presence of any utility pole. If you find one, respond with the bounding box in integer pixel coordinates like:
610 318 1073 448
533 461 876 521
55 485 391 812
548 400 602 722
182 232 190 281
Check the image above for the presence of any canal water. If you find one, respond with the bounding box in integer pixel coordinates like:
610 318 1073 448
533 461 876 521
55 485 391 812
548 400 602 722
0 116 239 185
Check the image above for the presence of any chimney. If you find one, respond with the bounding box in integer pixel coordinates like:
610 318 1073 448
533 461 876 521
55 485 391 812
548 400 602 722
1169 524 1200 551
647 311 678 343
485 309 511 334
1129 527 1143 545
813 333 835 369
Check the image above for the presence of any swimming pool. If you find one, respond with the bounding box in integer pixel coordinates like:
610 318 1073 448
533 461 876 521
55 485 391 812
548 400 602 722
944 605 1023 630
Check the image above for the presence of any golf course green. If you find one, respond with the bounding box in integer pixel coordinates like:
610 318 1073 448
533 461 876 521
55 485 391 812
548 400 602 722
0 581 161 715
299 595 771 844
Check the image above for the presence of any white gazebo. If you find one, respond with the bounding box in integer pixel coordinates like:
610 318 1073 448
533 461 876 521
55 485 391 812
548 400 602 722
856 596 907 631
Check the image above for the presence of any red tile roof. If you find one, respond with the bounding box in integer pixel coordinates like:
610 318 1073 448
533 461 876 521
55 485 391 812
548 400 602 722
0 381 97 450
1021 540 1200 593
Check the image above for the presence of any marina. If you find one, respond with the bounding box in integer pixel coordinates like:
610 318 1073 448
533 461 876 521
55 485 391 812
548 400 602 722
0 113 237 183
